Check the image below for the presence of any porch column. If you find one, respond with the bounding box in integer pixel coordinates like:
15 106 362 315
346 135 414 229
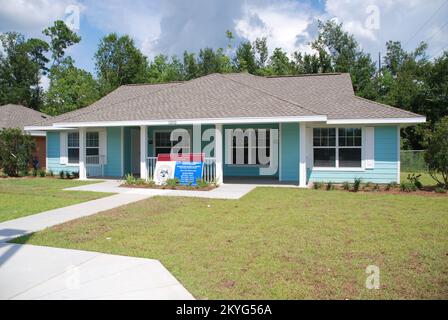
79 127 87 180
299 123 307 188
215 124 224 185
140 126 148 180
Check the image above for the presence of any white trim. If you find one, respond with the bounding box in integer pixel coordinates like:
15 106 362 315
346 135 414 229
78 128 87 180
327 117 426 125
279 123 283 181
364 127 375 169
49 116 328 128
215 124 224 185
397 126 401 183
299 123 307 188
28 131 46 137
121 127 124 177
24 126 76 131
312 167 366 172
140 126 148 181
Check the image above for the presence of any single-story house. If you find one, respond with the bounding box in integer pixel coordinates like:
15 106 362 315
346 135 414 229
0 104 51 169
25 73 425 186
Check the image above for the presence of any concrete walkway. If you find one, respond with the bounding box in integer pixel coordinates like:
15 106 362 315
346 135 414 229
0 180 257 300
64 180 257 200
0 243 194 300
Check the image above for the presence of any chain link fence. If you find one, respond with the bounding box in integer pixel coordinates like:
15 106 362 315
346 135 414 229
401 150 427 172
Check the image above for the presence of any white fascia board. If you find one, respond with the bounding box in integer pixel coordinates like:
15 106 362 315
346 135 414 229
52 116 328 128
24 126 76 131
326 117 426 125
28 131 46 137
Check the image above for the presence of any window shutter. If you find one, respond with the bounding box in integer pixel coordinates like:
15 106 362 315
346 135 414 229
99 129 107 165
365 127 375 169
60 132 68 165
306 127 313 169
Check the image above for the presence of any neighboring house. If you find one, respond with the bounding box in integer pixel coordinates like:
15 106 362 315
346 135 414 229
25 73 425 186
0 104 51 169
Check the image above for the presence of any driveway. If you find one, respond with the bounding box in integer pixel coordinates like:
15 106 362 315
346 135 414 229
0 243 193 300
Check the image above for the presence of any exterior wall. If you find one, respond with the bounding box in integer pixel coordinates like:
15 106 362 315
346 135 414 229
223 123 279 178
46 131 79 174
104 127 122 177
32 136 46 169
279 123 300 182
308 126 399 184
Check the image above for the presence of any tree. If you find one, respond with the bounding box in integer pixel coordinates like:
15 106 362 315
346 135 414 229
183 51 199 80
235 41 257 74
424 116 448 188
43 20 81 67
43 58 99 115
254 37 269 71
147 55 184 83
197 47 233 76
268 48 292 75
312 20 376 95
95 33 149 94
0 128 36 176
0 32 49 110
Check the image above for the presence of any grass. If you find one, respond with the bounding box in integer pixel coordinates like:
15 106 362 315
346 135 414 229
400 172 439 187
0 178 112 222
14 187 448 300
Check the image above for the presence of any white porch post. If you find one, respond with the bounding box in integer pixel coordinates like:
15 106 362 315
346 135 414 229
79 127 87 180
215 124 224 185
140 126 148 180
299 123 307 188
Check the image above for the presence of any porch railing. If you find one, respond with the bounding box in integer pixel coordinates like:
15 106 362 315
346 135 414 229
86 155 105 177
146 157 158 181
203 157 216 183
146 156 216 183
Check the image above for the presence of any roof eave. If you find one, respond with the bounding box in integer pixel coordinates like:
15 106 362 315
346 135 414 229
326 117 426 125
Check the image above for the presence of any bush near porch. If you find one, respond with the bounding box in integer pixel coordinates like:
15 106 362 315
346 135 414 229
14 187 448 299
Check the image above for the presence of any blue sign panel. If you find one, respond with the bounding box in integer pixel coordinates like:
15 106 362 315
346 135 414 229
174 161 204 186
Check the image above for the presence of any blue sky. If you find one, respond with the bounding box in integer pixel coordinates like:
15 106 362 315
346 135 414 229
1 0 447 78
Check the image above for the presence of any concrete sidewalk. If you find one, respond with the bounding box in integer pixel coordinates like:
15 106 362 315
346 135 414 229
0 243 194 300
65 180 256 200
0 193 153 243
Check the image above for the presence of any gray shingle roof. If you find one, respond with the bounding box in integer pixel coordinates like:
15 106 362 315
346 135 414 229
0 104 51 130
30 73 423 127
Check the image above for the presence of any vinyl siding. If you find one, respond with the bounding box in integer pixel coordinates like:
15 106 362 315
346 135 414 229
308 126 399 184
46 131 79 174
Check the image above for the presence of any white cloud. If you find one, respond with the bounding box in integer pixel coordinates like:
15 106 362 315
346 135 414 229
0 0 84 36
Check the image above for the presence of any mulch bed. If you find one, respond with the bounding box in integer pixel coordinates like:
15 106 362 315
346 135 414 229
120 184 216 191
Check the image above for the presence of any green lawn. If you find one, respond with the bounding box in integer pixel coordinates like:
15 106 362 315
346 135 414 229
400 171 439 187
0 178 112 222
14 187 448 299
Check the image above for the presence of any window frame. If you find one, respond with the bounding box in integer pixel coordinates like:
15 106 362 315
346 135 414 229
229 128 271 167
153 129 192 157
86 131 100 165
67 131 80 165
312 127 364 171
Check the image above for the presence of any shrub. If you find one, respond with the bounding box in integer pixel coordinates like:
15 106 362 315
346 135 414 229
435 187 447 194
313 182 323 190
424 116 448 188
400 182 417 192
342 181 351 191
48 170 54 177
65 171 72 179
71 171 79 179
0 128 36 177
353 178 362 192
385 183 392 191
59 170 65 179
373 184 380 192
196 179 210 188
135 178 146 185
124 174 136 185
38 169 46 177
32 168 38 177
406 173 423 190
166 178 180 188
326 181 335 191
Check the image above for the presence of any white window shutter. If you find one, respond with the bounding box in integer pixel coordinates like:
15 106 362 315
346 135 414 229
306 127 313 169
60 132 68 165
99 129 108 165
365 127 375 169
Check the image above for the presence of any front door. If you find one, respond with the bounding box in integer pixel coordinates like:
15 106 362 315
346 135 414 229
131 128 140 175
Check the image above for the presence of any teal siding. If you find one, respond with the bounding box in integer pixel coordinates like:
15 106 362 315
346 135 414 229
280 123 300 182
308 126 399 184
46 131 79 174
223 123 279 177
104 127 122 177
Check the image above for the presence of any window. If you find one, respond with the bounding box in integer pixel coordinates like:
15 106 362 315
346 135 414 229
313 128 362 168
231 129 271 166
86 132 99 157
154 131 190 156
67 132 79 164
